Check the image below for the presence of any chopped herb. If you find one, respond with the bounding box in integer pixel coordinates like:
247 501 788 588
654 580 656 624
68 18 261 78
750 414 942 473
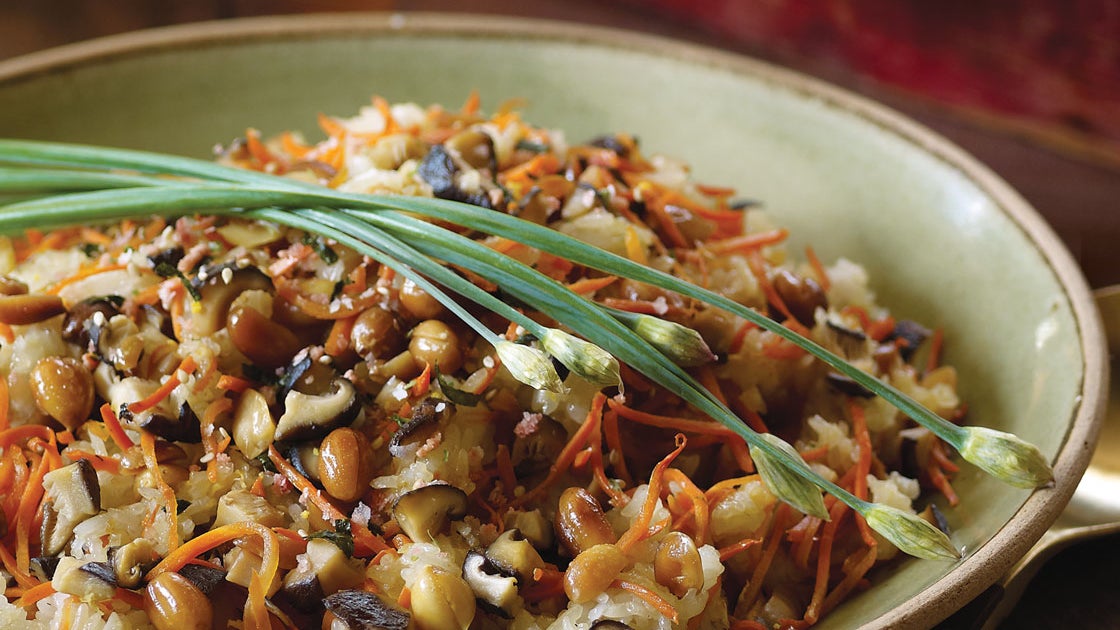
302 233 339 264
79 242 102 258
254 452 278 473
435 367 482 406
153 261 202 301
306 519 354 557
331 279 351 299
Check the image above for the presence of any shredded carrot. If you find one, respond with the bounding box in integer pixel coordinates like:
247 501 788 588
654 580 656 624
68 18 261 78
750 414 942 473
460 89 481 116
802 500 849 624
317 112 347 138
15 581 54 608
617 434 687 552
608 399 737 439
63 450 121 473
611 579 680 623
128 356 197 414
847 401 878 547
0 377 10 431
217 374 253 393
201 397 233 482
267 445 390 555
821 545 878 615
280 131 313 159
15 448 55 576
730 619 770 630
411 362 433 398
325 314 357 357
738 504 791 612
805 245 831 291
929 441 961 506
565 275 619 295
273 276 381 320
664 468 710 544
514 393 607 507
706 228 789 255
45 263 132 296
140 430 180 551
0 323 12 345
343 263 369 296
0 421 55 446
718 536 761 561
245 128 280 168
0 543 36 590
745 249 795 322
99 402 134 450
601 408 633 487
146 521 279 630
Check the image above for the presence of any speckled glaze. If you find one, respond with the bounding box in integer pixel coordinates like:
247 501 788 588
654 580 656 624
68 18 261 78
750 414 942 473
0 14 1107 628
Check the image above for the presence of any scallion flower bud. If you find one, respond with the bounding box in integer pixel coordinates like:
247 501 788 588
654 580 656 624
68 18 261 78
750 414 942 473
625 313 716 367
495 341 565 394
863 503 960 560
750 433 829 520
539 329 621 389
958 426 1054 489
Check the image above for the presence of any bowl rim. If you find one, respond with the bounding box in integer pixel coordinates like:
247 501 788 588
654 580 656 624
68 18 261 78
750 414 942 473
0 12 1109 628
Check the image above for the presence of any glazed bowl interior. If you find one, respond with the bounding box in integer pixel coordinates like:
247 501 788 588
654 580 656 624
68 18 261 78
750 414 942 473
0 14 1106 628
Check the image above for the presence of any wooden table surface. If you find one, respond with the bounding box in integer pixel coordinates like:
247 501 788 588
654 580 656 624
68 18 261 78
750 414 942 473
2 2 1118 629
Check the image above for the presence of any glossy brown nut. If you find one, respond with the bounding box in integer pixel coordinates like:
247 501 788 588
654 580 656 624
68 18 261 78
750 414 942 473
563 543 628 603
772 268 827 328
30 356 94 430
319 427 376 502
0 276 28 296
0 294 66 325
228 305 302 368
654 531 705 597
554 487 616 557
399 278 446 320
143 571 213 630
408 320 463 373
350 306 402 358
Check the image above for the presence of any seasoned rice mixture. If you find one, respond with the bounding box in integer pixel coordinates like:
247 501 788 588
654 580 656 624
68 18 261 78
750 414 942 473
0 95 962 629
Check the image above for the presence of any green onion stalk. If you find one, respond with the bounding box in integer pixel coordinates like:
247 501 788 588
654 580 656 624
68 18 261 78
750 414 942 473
0 138 1055 559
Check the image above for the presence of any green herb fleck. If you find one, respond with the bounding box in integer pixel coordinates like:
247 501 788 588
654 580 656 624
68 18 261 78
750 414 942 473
302 234 339 264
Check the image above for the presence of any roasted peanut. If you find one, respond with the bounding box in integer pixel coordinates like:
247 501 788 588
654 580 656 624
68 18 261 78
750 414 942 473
554 487 616 557
410 565 476 630
564 543 629 603
0 276 28 296
228 304 302 368
350 306 402 358
30 356 94 430
399 278 446 320
0 294 65 325
319 427 376 502
143 571 213 630
409 320 462 373
772 269 827 327
654 531 704 597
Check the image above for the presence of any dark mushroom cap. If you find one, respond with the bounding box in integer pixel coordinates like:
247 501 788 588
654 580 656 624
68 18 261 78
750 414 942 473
391 482 468 543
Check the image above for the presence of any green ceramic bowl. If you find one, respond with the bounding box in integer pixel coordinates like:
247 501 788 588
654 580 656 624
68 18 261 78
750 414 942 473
0 13 1108 629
